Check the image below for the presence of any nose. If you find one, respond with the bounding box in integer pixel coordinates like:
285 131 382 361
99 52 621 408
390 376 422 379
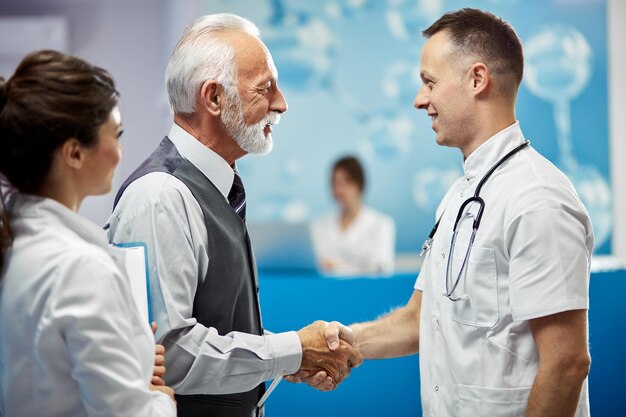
413 85 429 110
271 85 288 114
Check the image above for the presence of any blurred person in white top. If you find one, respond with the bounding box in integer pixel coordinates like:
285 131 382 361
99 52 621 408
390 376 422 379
0 50 176 417
311 156 396 276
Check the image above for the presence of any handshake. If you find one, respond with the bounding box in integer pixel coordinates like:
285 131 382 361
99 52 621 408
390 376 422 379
291 320 361 392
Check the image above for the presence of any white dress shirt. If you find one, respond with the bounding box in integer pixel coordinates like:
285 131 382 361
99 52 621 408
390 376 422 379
311 206 396 276
415 122 593 417
0 194 175 417
107 123 302 395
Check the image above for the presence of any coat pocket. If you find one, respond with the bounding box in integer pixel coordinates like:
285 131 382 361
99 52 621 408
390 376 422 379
455 384 531 417
448 244 499 327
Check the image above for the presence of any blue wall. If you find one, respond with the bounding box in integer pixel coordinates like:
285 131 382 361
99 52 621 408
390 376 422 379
259 269 625 416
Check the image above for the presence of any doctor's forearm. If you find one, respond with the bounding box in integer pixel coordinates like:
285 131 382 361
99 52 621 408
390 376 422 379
350 291 421 359
351 312 419 359
524 364 587 417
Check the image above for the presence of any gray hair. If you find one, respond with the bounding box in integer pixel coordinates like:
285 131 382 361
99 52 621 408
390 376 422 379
165 13 260 114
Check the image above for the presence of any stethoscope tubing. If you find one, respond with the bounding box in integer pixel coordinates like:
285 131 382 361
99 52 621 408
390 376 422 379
422 140 530 301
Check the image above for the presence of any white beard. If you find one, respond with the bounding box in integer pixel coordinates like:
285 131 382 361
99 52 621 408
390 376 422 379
222 91 280 155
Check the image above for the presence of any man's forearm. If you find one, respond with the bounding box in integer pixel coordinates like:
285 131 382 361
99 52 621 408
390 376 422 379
525 364 588 417
164 326 301 394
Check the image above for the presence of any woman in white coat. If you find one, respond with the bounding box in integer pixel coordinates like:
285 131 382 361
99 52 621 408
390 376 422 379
0 50 176 417
311 156 396 276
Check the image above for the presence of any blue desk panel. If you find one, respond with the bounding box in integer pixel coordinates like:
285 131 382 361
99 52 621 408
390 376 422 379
259 269 625 417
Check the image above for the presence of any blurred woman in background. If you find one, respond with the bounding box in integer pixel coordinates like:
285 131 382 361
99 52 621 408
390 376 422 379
0 50 175 416
311 156 395 276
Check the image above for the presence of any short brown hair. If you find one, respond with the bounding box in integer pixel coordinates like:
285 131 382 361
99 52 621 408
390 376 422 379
332 156 366 192
423 8 523 98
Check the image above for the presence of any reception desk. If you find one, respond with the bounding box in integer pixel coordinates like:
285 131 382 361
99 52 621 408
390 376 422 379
259 268 625 416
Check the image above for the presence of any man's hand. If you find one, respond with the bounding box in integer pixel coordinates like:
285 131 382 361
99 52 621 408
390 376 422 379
290 320 363 391
284 369 334 392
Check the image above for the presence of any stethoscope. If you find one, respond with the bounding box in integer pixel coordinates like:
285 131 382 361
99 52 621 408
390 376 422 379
420 140 530 302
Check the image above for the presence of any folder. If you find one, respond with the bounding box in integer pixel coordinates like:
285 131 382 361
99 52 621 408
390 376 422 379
108 242 152 324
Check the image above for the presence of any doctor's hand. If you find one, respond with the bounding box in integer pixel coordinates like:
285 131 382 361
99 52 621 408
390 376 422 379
289 321 363 391
151 322 166 386
148 322 175 403
149 344 175 402
152 343 166 386
325 321 356 351
149 383 175 402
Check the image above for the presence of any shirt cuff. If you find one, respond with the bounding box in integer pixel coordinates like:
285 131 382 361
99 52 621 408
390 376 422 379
414 275 424 291
267 331 302 378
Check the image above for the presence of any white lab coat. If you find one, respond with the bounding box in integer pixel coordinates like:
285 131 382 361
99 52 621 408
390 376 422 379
0 194 176 417
415 122 592 417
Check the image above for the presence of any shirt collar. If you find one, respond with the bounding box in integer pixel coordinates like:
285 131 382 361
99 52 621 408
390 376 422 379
463 121 526 180
10 194 110 248
167 123 234 199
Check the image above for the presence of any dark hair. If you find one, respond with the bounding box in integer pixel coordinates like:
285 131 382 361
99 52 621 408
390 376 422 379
423 8 524 98
0 50 119 272
332 156 366 192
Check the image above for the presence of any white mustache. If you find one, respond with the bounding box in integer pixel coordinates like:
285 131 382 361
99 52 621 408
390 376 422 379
262 112 281 127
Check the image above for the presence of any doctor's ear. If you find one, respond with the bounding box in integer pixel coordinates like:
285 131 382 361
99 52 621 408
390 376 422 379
467 62 490 95
199 79 222 117
59 138 86 170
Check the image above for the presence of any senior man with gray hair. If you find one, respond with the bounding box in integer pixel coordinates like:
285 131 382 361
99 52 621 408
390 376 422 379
107 13 361 417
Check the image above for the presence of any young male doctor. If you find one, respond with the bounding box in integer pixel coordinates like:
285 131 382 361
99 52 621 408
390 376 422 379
292 8 593 417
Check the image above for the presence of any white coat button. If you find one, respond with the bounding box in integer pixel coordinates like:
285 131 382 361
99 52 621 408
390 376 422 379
434 385 439 392
441 252 446 259
460 191 464 197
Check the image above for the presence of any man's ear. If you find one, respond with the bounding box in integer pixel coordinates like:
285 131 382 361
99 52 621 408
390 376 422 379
59 138 85 170
468 62 490 96
199 79 223 117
